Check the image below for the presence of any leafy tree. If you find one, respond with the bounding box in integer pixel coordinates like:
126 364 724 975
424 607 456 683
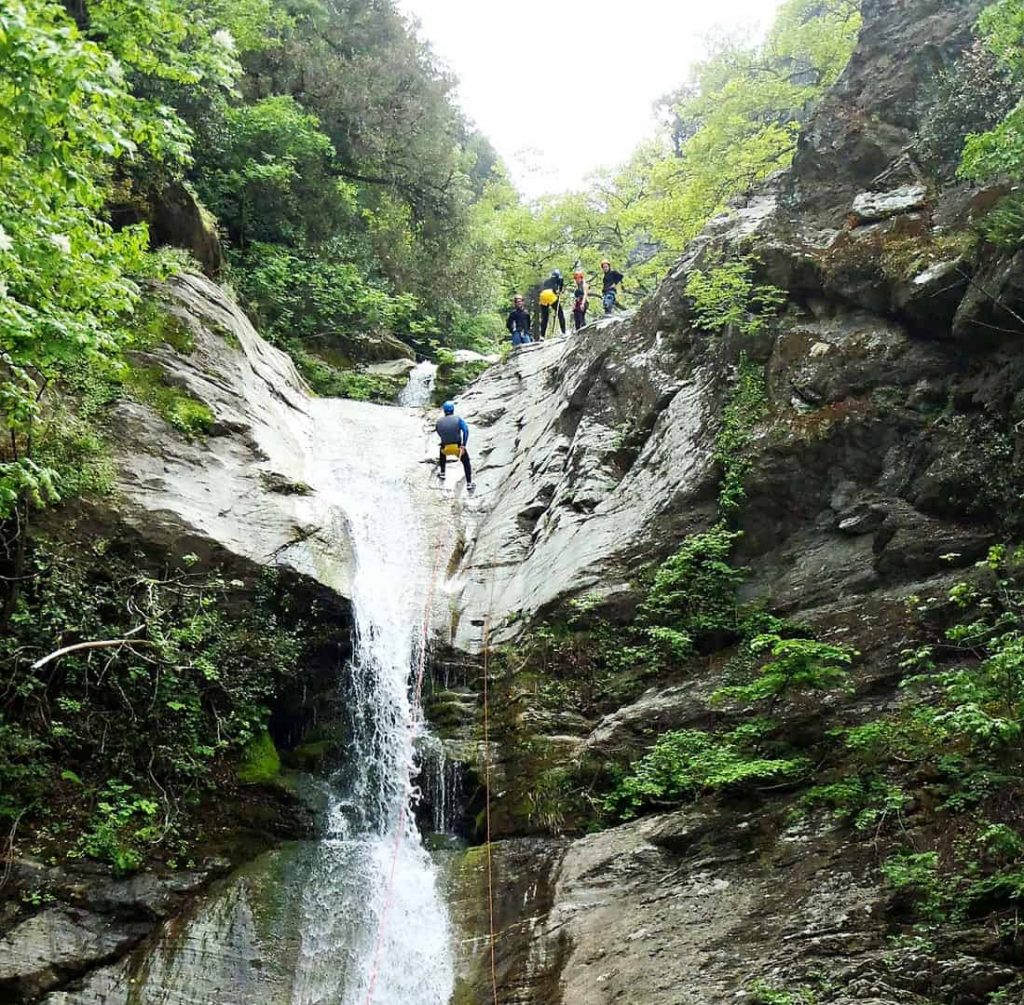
194 95 352 248
962 0 1024 178
958 1 1024 246
604 725 810 820
0 0 166 521
485 0 860 302
712 635 856 706
686 259 786 335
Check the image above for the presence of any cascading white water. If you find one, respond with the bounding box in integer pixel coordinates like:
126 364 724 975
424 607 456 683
398 361 438 408
292 398 453 1005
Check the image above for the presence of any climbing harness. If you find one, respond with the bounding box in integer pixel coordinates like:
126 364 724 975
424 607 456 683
363 521 450 1005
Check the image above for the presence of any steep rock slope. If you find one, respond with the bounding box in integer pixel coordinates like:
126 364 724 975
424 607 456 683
113 272 355 595
455 0 1000 642
446 1 1024 1002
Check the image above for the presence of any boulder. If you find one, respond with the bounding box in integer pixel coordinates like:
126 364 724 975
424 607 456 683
850 184 929 224
0 909 150 1000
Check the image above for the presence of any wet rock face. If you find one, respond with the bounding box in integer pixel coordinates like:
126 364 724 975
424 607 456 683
444 839 569 1005
453 319 721 650
113 273 355 599
448 1 1024 1002
453 0 1022 646
111 180 223 278
787 0 990 222
0 909 151 1001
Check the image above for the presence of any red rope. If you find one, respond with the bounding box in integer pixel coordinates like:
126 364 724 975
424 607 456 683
482 613 500 1005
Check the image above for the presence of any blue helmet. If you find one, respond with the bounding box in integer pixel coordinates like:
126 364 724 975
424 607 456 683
442 401 455 415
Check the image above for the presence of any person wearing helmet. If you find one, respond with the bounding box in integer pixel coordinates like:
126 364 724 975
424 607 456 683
507 294 532 346
436 400 474 492
540 269 566 338
600 260 625 314
571 269 589 332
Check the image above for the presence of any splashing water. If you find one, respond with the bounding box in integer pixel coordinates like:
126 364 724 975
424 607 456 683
398 361 438 408
292 398 453 1005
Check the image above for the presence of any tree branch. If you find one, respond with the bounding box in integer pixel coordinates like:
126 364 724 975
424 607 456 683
31 636 153 671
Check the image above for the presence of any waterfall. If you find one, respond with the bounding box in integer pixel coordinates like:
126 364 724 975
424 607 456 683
397 361 438 408
46 396 456 1005
292 398 454 1005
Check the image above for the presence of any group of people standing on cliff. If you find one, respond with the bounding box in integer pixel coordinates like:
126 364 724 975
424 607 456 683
505 260 626 346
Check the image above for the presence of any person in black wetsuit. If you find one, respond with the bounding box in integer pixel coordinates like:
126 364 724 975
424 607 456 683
600 259 625 314
507 294 532 346
540 269 566 337
435 400 474 491
571 269 588 331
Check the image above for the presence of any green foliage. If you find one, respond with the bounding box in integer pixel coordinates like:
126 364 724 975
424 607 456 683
747 983 819 1005
803 776 908 831
232 241 425 346
978 191 1024 249
433 352 491 405
124 365 215 437
286 344 407 402
789 545 1024 929
685 259 786 335
0 538 318 867
958 1 1024 245
236 730 281 784
194 96 350 249
640 526 746 646
75 780 160 875
712 635 856 706
605 724 810 821
919 38 1021 174
716 355 769 517
0 0 159 518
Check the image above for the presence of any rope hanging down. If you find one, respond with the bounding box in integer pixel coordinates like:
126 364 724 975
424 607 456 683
481 612 500 1005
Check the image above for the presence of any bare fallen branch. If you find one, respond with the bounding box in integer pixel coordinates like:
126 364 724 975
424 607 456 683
31 637 153 671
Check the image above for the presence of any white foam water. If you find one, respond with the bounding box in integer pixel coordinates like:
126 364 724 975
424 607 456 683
291 398 453 1005
397 361 438 408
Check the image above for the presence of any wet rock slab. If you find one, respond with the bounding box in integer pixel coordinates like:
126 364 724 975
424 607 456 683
40 845 313 1005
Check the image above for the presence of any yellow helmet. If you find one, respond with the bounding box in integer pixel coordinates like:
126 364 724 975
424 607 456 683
538 289 558 306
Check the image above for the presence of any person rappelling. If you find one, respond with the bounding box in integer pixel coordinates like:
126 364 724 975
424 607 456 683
507 293 533 346
436 400 475 493
539 269 566 337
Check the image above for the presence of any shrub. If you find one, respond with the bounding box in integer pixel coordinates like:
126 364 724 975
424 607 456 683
712 635 856 706
686 258 786 335
639 526 746 646
605 725 810 820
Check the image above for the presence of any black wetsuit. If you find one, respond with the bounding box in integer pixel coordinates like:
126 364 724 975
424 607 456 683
507 307 532 345
436 413 472 484
601 268 624 313
540 276 566 337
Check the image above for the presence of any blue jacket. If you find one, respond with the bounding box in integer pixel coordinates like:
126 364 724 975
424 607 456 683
436 414 469 446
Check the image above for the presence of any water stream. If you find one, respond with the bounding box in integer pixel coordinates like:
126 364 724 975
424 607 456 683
292 398 453 1005
398 361 438 408
49 398 455 1005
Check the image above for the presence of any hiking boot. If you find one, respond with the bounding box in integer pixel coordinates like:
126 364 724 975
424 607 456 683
466 482 476 495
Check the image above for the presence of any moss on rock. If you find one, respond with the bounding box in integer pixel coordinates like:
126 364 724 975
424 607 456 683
237 731 282 785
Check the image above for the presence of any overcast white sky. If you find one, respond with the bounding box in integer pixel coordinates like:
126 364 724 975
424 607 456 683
397 0 783 200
